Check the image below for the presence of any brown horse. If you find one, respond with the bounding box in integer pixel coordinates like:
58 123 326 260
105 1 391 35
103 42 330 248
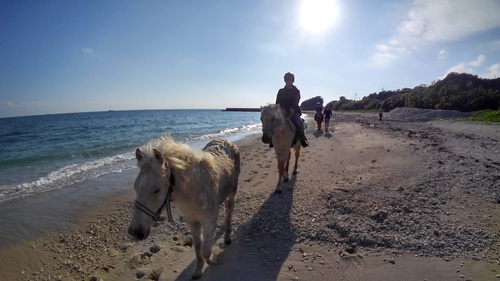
128 136 240 279
314 111 323 131
260 104 302 193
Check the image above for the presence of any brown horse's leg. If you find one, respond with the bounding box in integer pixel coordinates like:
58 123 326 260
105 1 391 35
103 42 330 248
224 192 236 245
275 159 285 193
284 150 291 182
293 146 300 174
188 221 204 279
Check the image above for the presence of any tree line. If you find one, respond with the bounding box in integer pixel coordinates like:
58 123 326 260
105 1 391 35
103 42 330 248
301 72 500 112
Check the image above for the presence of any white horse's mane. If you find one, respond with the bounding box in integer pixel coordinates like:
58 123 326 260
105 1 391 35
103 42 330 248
262 103 286 122
137 135 211 171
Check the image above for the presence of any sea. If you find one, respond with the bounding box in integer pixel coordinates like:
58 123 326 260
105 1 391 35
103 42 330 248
0 109 262 203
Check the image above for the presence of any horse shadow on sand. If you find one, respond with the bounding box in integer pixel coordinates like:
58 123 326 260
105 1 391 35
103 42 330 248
175 176 298 281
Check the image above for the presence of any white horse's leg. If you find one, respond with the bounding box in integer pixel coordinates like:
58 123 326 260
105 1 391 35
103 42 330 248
188 221 204 279
202 215 218 265
224 192 237 245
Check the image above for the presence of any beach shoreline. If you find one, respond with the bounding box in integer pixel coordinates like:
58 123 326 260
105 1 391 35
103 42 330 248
1 111 499 281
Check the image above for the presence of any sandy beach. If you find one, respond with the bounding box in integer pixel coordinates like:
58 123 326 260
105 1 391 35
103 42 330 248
1 110 499 281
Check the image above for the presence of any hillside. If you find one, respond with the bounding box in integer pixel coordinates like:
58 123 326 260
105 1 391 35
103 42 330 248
301 72 500 112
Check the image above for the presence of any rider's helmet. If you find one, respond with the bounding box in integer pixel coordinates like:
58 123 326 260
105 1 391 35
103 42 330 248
284 72 295 83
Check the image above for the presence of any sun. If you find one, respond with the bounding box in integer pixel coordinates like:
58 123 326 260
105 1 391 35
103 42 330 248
300 0 339 33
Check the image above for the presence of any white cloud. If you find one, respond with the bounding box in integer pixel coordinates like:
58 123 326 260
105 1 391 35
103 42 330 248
438 49 448 60
483 63 500 78
1 101 14 108
373 44 408 65
398 0 500 42
490 40 500 48
374 0 500 63
373 44 396 65
443 62 473 77
469 54 485 67
441 55 499 79
81 48 94 55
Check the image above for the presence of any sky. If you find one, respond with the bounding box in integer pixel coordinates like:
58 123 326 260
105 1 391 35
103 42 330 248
1 0 500 118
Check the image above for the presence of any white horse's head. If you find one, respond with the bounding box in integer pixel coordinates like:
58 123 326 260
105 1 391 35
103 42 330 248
260 104 284 144
128 147 172 240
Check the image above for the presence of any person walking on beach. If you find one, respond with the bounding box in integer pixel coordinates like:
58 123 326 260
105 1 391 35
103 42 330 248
379 107 384 121
323 104 333 133
270 72 309 148
314 102 323 131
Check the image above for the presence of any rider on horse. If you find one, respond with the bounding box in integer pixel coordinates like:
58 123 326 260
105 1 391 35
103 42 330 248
269 72 309 148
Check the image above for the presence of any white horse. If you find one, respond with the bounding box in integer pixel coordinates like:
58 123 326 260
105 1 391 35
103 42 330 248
128 135 240 279
260 104 302 193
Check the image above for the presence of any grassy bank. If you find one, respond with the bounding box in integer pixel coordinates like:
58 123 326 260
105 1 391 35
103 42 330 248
465 110 500 123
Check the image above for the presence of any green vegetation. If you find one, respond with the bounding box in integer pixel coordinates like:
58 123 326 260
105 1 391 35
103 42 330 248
301 72 500 113
464 110 500 123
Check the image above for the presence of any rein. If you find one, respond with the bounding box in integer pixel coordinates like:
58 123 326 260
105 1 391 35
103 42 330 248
133 167 175 222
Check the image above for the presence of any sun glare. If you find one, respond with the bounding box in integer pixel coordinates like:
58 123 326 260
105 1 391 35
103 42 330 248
300 0 338 33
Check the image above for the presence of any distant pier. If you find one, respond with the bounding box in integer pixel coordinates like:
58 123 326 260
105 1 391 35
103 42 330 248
222 108 260 112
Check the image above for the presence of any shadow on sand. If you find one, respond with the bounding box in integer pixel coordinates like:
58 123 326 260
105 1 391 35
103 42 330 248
175 176 298 281
313 129 334 139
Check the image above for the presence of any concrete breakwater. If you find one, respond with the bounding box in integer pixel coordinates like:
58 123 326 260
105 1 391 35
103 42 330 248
222 108 261 112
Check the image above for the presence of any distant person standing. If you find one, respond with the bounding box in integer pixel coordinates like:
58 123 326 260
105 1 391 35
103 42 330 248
323 104 333 133
379 108 384 121
314 102 323 131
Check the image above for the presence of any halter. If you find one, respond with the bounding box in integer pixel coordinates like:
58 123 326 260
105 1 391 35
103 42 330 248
262 119 282 133
262 107 283 133
133 167 176 222
262 106 294 134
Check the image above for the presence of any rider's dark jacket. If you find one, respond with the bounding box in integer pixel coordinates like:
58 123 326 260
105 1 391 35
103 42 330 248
275 85 301 115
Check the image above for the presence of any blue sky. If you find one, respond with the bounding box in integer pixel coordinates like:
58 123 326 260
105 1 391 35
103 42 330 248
1 0 499 118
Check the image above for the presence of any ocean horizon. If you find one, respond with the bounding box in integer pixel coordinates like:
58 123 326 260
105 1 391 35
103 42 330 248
0 109 262 203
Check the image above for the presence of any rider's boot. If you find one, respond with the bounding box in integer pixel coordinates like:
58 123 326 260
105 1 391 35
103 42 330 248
299 133 309 147
269 140 274 148
300 138 309 148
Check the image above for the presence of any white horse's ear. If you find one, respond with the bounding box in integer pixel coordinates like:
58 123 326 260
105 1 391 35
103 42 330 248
135 148 144 161
153 148 164 163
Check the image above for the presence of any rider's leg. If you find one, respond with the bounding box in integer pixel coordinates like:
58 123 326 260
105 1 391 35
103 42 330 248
291 113 309 147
